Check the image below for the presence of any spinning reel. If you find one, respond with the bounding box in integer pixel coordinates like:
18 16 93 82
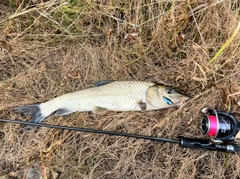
178 108 240 153
201 108 240 142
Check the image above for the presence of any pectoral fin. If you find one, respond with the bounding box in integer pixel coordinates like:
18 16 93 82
92 106 108 114
55 108 74 116
138 101 147 111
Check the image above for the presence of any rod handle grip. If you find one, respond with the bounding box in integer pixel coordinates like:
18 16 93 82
179 137 240 153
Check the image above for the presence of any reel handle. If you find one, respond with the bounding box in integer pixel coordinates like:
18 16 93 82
180 137 240 153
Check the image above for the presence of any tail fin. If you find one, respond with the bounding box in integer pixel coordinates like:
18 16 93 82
15 104 46 123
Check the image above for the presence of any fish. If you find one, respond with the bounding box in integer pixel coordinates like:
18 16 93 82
15 80 189 123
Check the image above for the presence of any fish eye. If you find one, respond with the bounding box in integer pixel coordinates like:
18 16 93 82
165 87 174 94
163 97 173 105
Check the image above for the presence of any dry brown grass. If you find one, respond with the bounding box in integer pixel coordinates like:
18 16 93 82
0 0 240 178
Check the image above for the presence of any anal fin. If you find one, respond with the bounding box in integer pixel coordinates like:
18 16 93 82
55 108 74 116
92 106 108 114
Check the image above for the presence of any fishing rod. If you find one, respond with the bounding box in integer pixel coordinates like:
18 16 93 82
0 108 239 153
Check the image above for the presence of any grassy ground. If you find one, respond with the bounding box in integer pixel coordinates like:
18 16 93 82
0 0 240 178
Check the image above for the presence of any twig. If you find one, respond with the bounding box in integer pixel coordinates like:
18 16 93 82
188 3 206 47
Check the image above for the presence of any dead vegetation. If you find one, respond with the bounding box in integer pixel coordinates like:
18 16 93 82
0 0 240 178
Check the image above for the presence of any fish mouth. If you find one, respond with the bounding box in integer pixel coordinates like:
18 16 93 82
173 96 190 106
174 99 182 106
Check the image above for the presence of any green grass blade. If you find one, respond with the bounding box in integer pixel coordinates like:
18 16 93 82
209 21 240 64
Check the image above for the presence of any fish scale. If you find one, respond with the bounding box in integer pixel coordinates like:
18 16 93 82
42 81 154 113
15 81 189 123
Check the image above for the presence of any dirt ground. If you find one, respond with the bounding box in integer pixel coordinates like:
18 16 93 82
0 0 240 178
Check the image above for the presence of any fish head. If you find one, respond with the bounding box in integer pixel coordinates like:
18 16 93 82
146 86 190 109
160 87 190 106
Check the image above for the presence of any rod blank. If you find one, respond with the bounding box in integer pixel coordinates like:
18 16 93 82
0 119 180 144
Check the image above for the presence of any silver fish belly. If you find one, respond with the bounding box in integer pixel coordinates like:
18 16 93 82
15 81 189 123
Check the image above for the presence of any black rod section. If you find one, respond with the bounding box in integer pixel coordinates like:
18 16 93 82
0 119 180 144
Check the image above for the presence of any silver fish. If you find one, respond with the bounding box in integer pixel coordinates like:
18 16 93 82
15 81 189 123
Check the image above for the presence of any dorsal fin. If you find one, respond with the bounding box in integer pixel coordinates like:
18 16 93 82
94 80 115 87
152 81 168 87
